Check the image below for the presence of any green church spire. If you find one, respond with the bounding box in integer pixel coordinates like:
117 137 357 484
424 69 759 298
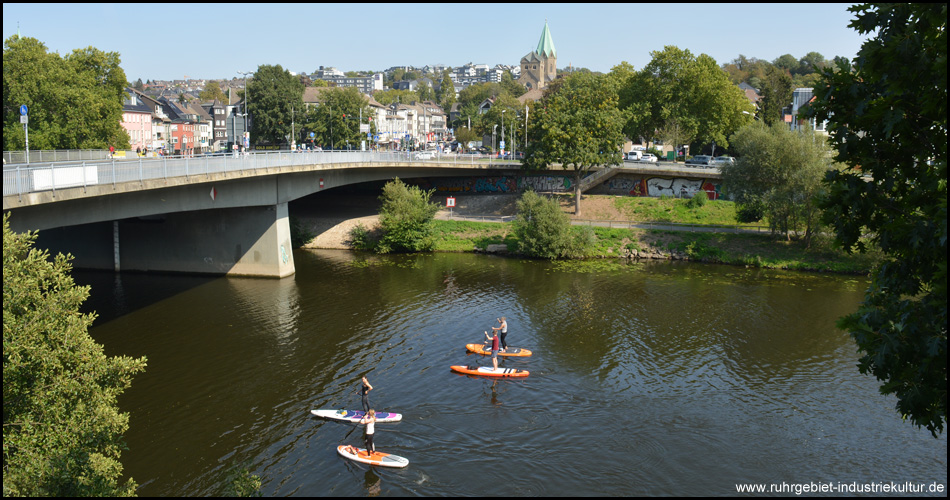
536 21 556 58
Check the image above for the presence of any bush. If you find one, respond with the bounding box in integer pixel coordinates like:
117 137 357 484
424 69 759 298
513 191 593 259
376 178 441 253
686 190 708 209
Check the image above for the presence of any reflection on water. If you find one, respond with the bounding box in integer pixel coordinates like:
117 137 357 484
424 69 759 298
77 251 947 496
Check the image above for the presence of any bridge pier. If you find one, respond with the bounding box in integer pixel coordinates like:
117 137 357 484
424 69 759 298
36 203 295 278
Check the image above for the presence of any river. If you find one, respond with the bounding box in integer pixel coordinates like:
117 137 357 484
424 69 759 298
78 250 947 496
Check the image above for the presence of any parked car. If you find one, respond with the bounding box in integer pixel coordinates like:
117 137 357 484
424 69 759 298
685 155 714 167
626 151 642 161
641 153 658 163
712 156 735 166
414 151 434 160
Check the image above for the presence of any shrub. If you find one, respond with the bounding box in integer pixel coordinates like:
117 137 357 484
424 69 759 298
513 191 593 259
686 190 708 209
376 178 441 253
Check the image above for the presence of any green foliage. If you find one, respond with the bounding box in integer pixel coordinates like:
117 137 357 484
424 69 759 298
246 64 304 146
723 122 832 245
3 35 129 151
289 215 314 248
524 71 626 215
3 213 147 496
512 191 593 259
619 46 755 156
376 178 441 253
804 3 947 436
758 65 794 126
301 86 373 149
224 464 262 497
199 81 227 104
685 189 708 209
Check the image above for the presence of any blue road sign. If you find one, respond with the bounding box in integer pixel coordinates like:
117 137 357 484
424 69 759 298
20 104 28 116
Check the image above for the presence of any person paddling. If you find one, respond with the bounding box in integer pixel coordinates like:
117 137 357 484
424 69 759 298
358 409 377 457
492 317 509 352
359 376 373 413
484 330 500 371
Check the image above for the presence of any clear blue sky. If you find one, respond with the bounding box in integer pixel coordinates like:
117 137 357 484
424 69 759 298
3 3 868 82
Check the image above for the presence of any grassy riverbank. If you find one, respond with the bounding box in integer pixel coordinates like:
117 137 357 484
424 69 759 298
430 195 881 274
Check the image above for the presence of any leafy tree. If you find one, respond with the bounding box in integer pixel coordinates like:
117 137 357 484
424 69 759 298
3 213 147 496
524 71 626 216
772 53 799 73
3 36 129 151
758 65 794 126
437 70 457 112
246 64 304 146
620 46 754 159
499 70 526 98
804 3 947 436
132 78 144 91
372 89 417 106
722 122 832 245
300 86 373 149
376 178 441 254
797 51 827 75
512 191 593 259
200 81 227 103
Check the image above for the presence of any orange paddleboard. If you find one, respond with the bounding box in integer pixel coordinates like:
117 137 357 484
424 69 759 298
466 343 533 357
337 445 409 468
450 365 529 377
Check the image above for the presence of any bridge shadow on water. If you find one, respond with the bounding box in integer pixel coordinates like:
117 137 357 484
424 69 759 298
73 268 219 327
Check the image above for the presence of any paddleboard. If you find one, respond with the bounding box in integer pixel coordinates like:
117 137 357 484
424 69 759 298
337 445 409 468
450 365 530 377
311 409 402 423
466 343 532 357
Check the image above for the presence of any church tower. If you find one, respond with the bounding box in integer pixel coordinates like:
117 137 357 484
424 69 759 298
518 21 557 91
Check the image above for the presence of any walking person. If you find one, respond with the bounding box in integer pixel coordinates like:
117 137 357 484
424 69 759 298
492 317 509 352
484 330 500 371
359 409 377 457
359 376 373 413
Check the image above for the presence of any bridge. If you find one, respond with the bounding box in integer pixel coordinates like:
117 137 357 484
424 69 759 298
3 151 720 278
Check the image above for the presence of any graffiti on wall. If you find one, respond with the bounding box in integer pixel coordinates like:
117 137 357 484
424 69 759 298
602 175 721 200
518 175 573 192
421 175 573 193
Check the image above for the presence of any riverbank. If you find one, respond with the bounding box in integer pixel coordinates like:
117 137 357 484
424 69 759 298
294 193 879 274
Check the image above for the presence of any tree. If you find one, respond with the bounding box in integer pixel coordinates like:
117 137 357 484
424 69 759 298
619 46 754 159
300 86 373 149
722 121 833 245
437 70 457 112
758 65 794 126
3 213 147 496
523 71 626 216
246 64 304 146
804 3 947 436
375 178 441 254
3 36 129 151
199 81 227 103
772 53 799 73
512 191 593 259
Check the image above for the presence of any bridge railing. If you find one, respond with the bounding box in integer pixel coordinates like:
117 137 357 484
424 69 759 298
3 150 521 197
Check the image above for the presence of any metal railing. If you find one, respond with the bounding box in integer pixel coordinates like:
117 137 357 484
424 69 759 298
3 149 112 164
2 150 522 198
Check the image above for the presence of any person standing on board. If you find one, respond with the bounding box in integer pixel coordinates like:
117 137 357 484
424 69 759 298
484 330 500 371
359 409 377 456
359 376 373 413
492 317 509 352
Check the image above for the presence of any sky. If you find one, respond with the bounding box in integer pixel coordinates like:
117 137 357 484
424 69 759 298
3 3 869 82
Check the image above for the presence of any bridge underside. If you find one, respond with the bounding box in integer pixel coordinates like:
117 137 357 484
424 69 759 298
35 203 294 278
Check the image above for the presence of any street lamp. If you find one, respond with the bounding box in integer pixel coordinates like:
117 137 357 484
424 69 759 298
237 71 253 149
492 124 498 156
501 109 506 157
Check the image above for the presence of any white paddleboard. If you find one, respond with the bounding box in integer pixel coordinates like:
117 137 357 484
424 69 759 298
311 409 402 423
337 445 409 468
